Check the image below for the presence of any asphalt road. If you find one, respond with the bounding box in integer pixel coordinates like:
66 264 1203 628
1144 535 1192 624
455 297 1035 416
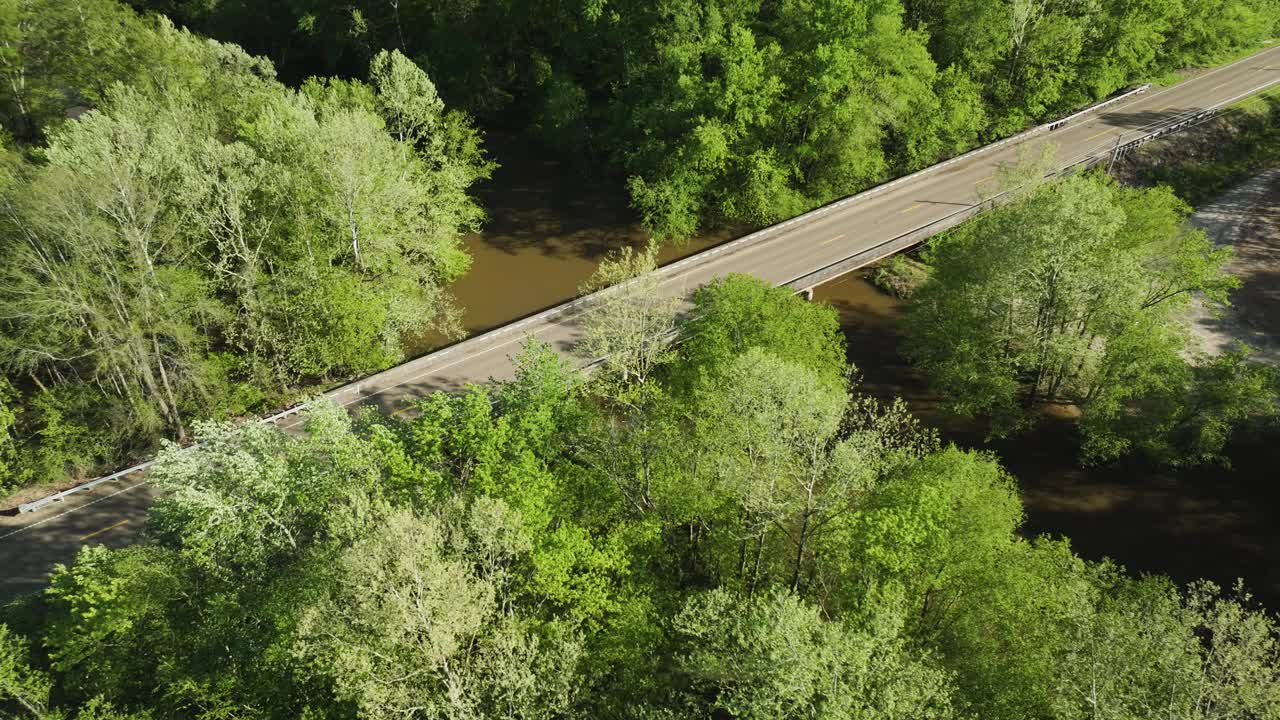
4 45 1279 598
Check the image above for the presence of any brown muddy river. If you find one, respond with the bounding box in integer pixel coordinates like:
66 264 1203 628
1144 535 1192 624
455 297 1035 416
433 133 1280 608
406 133 746 354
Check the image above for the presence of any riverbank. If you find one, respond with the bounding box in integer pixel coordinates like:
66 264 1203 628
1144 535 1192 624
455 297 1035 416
1113 88 1280 206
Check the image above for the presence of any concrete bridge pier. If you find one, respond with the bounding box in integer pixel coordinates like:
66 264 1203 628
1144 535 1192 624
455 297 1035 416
798 287 814 301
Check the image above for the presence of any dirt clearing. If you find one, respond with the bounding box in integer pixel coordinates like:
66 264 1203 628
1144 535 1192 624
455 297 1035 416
1187 168 1280 364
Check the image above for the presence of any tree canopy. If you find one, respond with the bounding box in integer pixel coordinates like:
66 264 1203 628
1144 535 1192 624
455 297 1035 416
3 276 1278 719
115 0 1280 238
903 172 1279 463
0 1 490 493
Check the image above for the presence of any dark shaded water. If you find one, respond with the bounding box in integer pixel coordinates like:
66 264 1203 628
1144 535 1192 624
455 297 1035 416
814 273 1280 607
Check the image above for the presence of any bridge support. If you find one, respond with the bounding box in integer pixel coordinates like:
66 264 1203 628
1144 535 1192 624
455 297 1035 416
798 287 814 301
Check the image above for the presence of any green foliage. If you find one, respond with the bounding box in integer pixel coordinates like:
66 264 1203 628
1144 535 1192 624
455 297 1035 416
672 274 848 395
0 0 154 141
0 379 18 493
2 3 1279 718
1083 348 1280 465
671 588 959 719
613 0 980 238
847 447 1024 622
0 623 52 718
292 506 582 720
0 0 489 492
5 289 1280 719
870 254 931 299
1050 575 1280 720
903 173 1276 463
120 0 1275 241
915 0 1278 135
577 242 680 389
145 403 379 576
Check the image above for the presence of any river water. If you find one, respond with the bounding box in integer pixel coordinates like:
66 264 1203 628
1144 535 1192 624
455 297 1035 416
424 134 1280 607
405 133 746 354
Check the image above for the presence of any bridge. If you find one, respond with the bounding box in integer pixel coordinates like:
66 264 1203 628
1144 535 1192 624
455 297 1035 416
3 44 1279 596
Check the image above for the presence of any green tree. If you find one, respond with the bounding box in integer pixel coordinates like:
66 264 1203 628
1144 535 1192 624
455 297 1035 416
0 88 226 444
0 624 52 719
671 274 847 395
576 242 680 389
688 349 937 595
670 588 959 720
845 447 1025 627
0 0 152 140
902 174 1273 462
616 0 970 239
1053 576 1280 720
0 378 18 492
292 506 582 720
0 10 490 489
235 83 479 381
146 401 380 575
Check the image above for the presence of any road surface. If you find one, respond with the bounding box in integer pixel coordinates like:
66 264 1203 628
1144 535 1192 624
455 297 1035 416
4 45 1280 597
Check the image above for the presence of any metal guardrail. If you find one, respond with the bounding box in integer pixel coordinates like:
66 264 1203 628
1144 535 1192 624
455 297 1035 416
781 78 1280 292
784 200 995 292
1 81 1176 515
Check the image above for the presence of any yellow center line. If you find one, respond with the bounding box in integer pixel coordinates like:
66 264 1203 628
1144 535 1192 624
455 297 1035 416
391 404 417 417
975 175 994 184
1084 128 1114 141
79 518 129 542
899 203 922 214
821 233 846 246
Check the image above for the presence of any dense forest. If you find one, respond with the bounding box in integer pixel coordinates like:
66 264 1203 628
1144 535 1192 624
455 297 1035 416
2 0 1278 493
2 276 1278 719
127 0 1280 237
3 1 1280 715
0 1 491 492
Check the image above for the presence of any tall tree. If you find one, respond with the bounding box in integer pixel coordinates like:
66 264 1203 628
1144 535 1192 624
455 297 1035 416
670 588 959 719
0 88 225 443
902 173 1274 462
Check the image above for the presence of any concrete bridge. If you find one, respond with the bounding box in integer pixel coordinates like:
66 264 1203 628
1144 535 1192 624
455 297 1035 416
3 45 1279 596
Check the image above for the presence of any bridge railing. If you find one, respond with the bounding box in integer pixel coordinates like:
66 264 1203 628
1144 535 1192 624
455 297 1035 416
10 80 1227 516
783 78 1280 290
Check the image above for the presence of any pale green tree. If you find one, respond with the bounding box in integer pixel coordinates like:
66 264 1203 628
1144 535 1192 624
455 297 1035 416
576 242 679 389
145 401 379 574
671 588 959 720
573 243 685 519
689 348 936 595
0 87 225 443
292 506 582 720
1052 576 1280 720
237 85 478 381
